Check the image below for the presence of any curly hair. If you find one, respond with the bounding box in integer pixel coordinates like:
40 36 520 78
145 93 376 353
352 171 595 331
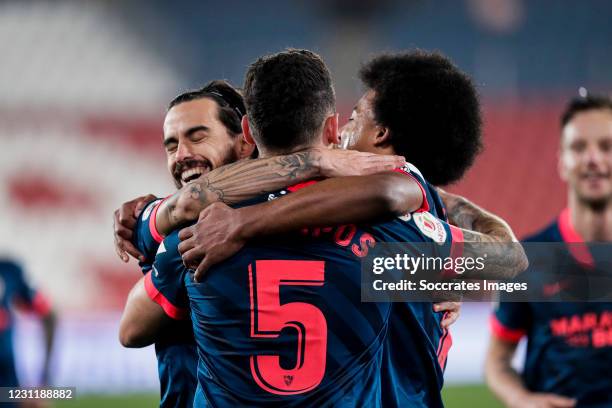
243 49 335 152
359 50 482 185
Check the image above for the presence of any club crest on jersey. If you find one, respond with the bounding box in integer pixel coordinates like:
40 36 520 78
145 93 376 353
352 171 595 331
413 211 446 244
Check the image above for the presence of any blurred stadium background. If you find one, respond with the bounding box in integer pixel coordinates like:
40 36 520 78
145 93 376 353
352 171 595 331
1 1 611 406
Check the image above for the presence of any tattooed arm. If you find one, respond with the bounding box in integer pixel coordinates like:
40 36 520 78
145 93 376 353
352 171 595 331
155 148 405 236
438 189 528 279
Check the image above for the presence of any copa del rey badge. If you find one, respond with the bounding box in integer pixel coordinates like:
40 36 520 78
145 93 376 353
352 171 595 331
413 211 447 244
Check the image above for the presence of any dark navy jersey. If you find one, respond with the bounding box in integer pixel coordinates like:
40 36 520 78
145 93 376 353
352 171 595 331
492 208 612 407
148 167 462 407
134 198 166 273
134 199 198 408
380 164 457 408
0 260 51 388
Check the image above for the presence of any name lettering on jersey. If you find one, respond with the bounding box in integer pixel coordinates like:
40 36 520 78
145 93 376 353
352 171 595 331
413 212 447 244
300 224 377 258
549 311 612 348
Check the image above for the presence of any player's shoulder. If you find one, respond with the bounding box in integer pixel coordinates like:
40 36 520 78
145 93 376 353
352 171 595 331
158 231 181 256
522 217 562 243
154 231 184 268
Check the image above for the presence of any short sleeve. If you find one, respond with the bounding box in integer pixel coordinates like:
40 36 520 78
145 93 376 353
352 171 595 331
490 300 531 343
392 163 430 213
134 198 164 273
144 232 190 320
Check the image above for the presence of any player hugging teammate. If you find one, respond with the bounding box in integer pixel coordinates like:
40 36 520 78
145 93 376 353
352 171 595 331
114 49 529 407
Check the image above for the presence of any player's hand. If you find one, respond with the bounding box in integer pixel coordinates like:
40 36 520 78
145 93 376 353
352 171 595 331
113 194 157 263
511 393 576 408
315 148 405 178
433 301 461 329
178 202 247 282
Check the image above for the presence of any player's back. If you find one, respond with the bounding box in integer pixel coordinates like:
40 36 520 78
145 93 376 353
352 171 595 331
181 233 391 407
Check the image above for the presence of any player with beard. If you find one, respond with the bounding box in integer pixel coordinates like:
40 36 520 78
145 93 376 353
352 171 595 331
176 51 527 407
486 95 612 408
119 49 521 406
116 79 410 407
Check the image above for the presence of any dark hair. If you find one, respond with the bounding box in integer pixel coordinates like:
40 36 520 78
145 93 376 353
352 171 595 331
359 51 482 186
561 94 612 128
168 80 245 136
243 49 335 152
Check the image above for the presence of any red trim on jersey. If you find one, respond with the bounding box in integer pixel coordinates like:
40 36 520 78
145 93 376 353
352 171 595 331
442 225 464 277
286 180 319 192
0 308 10 330
449 225 464 258
31 292 52 317
149 199 167 244
490 314 525 343
392 168 430 213
436 319 453 369
144 271 188 320
14 292 52 317
558 208 595 268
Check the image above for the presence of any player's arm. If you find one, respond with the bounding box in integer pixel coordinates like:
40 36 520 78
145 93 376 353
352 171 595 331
119 276 171 348
154 148 405 236
485 335 576 408
177 172 424 279
40 309 57 385
438 189 528 279
11 262 57 385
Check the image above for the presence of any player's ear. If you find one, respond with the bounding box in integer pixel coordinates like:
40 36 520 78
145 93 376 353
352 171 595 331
322 113 340 146
235 132 256 159
373 125 391 148
242 116 256 145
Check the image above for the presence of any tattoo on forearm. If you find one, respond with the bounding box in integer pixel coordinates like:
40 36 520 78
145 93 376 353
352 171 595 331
165 151 320 227
445 198 476 230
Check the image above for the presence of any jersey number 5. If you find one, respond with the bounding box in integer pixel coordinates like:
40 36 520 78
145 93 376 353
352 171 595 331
248 260 327 395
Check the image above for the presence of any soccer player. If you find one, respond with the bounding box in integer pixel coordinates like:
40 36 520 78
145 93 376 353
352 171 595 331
117 80 407 407
176 51 527 408
120 49 524 406
0 259 56 394
485 95 612 407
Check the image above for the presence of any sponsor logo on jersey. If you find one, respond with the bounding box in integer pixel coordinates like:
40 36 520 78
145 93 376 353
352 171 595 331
413 211 447 244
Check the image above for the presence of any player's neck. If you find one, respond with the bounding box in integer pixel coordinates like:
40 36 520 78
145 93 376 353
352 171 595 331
568 194 612 241
256 142 326 159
